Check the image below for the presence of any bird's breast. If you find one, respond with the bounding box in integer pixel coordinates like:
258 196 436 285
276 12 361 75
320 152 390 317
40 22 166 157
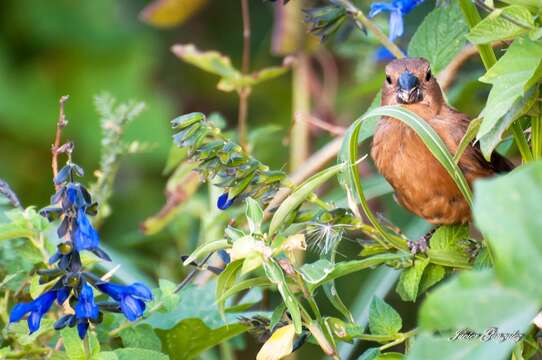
371 116 470 224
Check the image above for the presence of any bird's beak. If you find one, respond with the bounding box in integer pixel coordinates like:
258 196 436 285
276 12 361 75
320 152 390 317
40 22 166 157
397 71 422 104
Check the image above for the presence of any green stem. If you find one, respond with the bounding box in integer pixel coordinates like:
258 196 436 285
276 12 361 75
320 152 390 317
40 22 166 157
335 0 404 59
511 121 534 163
531 108 542 160
458 0 497 70
290 54 311 171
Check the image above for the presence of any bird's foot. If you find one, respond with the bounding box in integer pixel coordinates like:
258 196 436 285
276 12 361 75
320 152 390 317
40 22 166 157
407 228 435 255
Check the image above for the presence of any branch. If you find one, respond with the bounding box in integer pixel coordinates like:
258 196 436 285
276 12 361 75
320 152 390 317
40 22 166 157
51 95 70 187
0 179 22 209
334 0 404 59
238 0 251 151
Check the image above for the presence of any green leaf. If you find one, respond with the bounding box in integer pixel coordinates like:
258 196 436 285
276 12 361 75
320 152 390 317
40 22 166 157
500 0 542 9
473 160 542 299
0 222 34 241
467 5 534 44
120 324 162 352
269 162 345 236
245 197 263 234
479 85 538 159
359 348 381 360
407 2 468 73
215 276 273 304
113 348 169 360
368 297 402 336
182 239 230 266
476 37 542 159
299 259 335 285
309 253 406 290
395 258 429 302
376 353 405 360
418 264 446 295
419 270 537 332
157 279 181 312
171 44 240 85
216 260 243 317
61 328 100 360
454 117 481 164
407 333 513 360
263 260 303 334
157 318 246 360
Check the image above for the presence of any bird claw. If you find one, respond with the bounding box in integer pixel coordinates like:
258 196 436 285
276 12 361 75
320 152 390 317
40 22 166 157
407 238 428 255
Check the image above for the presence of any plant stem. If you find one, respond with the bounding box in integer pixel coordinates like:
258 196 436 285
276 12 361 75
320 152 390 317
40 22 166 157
290 54 311 171
457 0 497 70
531 102 542 160
334 0 404 59
379 329 417 351
511 120 534 163
51 95 70 190
238 0 251 151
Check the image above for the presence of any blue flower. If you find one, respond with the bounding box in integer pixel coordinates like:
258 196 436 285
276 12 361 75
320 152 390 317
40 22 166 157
374 46 406 62
97 282 153 321
217 192 235 210
369 0 424 41
73 208 99 251
9 290 57 334
74 283 99 339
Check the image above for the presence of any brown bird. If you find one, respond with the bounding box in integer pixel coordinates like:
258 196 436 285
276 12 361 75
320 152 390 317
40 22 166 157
371 58 512 250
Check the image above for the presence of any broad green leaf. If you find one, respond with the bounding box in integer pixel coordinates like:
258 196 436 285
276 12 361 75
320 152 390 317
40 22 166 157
407 333 514 360
157 318 245 360
61 328 100 360
158 279 181 312
269 163 345 236
427 224 471 269
299 259 334 284
377 353 405 360
479 86 538 161
407 2 468 73
467 5 534 44
418 264 446 295
359 348 381 360
256 324 296 360
216 260 242 317
395 258 429 302
94 353 118 360
245 197 263 234
454 117 481 164
419 270 537 332
171 44 240 88
263 261 303 334
0 222 34 241
140 0 208 28
474 160 542 299
8 319 54 346
182 239 230 266
120 324 162 351
368 297 402 336
113 348 169 360
145 281 259 330
476 37 542 159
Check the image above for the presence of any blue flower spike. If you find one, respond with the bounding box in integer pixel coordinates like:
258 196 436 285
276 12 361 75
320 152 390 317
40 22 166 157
369 0 424 41
74 283 99 339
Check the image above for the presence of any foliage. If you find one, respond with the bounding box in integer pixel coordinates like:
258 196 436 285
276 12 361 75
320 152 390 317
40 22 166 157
2 0 542 359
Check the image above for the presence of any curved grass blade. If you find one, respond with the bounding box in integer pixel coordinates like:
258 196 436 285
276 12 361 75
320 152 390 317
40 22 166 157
268 163 345 237
338 105 473 251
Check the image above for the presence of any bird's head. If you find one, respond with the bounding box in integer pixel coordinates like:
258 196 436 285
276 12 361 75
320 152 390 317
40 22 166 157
381 58 444 110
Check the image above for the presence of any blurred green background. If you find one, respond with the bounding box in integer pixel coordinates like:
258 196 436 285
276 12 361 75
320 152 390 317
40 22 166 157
0 0 494 358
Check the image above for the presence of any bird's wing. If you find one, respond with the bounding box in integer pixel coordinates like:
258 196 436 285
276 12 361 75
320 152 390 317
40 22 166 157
434 107 514 181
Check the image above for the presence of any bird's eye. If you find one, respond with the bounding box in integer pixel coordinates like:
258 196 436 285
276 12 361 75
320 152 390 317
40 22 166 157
385 75 392 84
425 69 432 81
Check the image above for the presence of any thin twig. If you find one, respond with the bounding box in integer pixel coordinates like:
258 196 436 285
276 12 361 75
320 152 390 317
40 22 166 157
0 179 22 208
334 0 404 59
238 0 251 151
295 113 345 136
51 95 70 187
